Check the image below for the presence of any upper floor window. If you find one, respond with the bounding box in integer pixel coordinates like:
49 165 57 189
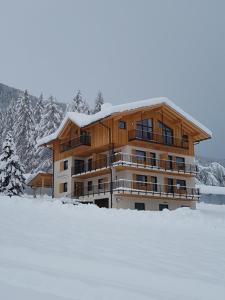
176 179 186 189
136 174 147 184
135 150 146 163
63 160 68 170
98 178 104 189
150 152 156 166
119 120 126 129
136 119 153 140
176 156 185 171
158 121 174 145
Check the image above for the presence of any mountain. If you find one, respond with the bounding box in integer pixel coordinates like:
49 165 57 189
196 155 225 168
0 83 67 112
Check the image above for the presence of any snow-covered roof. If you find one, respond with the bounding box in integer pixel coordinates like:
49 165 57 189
37 97 212 146
26 171 52 185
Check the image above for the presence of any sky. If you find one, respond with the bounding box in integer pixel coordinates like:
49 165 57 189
0 0 224 158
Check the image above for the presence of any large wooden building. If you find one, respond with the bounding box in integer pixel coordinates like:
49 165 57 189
38 98 212 211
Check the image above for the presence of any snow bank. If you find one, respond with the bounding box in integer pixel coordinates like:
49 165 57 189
37 97 212 146
198 184 225 195
0 195 224 300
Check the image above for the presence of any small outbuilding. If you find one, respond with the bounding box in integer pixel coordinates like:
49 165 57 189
26 172 53 197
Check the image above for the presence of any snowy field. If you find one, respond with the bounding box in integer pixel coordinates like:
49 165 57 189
0 195 225 300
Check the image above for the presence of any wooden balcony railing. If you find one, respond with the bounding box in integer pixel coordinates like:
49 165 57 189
60 134 91 152
114 152 198 174
73 179 200 199
71 152 198 176
128 129 189 149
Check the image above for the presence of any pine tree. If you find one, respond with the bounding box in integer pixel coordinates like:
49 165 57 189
93 91 104 113
38 95 64 139
69 90 90 114
35 95 64 172
0 112 4 153
13 90 36 172
34 93 44 124
0 132 25 197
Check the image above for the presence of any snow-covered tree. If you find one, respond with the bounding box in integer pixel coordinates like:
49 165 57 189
13 90 36 172
0 132 25 196
34 93 44 124
92 91 104 113
38 95 64 139
0 112 4 152
35 95 64 172
69 90 90 114
197 162 225 186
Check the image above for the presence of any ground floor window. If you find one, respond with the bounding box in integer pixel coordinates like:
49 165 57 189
88 181 93 191
63 182 68 193
135 202 145 210
159 204 168 211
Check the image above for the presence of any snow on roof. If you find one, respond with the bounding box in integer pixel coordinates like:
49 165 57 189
37 97 212 146
26 171 52 185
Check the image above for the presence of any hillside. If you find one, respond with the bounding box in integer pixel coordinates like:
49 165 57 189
0 82 67 112
0 195 224 300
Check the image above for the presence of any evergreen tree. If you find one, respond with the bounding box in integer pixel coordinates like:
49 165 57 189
38 95 64 139
69 90 90 114
0 132 25 196
34 93 44 124
93 91 104 113
35 95 64 172
0 112 4 153
13 90 36 172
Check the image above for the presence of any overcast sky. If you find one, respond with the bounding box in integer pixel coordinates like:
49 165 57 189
0 0 224 158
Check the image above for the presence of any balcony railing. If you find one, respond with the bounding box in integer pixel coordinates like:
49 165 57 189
114 152 198 174
71 152 198 176
128 129 189 149
73 179 200 200
60 134 91 152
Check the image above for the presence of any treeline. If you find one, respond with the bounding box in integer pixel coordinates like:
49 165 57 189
0 89 104 175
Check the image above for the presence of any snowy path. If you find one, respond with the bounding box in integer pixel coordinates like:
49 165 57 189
0 196 224 299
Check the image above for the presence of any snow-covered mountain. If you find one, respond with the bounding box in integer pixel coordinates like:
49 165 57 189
196 160 225 186
0 82 67 112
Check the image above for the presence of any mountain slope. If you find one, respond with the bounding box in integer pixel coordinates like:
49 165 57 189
0 83 67 112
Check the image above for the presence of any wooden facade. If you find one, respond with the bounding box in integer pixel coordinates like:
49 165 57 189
39 102 210 210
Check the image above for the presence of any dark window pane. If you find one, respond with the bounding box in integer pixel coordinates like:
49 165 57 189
119 121 126 129
136 150 146 163
63 160 68 170
135 203 145 210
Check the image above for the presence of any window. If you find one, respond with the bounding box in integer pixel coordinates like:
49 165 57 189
75 159 85 174
136 119 153 140
151 176 158 192
88 181 93 191
150 152 156 166
63 160 68 170
63 182 67 193
135 150 146 163
98 178 104 189
158 121 174 145
119 120 126 129
168 155 173 170
182 135 189 147
176 156 185 171
167 178 174 193
88 158 92 171
176 179 186 190
136 174 147 183
159 204 168 211
135 203 145 211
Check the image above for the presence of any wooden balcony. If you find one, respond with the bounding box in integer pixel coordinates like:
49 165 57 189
60 134 91 153
73 179 200 200
71 152 198 177
128 129 189 149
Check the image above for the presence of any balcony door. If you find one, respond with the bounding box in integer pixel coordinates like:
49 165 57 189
136 119 153 140
158 121 174 145
74 159 85 174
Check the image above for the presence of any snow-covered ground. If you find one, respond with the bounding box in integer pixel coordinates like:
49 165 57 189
0 195 224 300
